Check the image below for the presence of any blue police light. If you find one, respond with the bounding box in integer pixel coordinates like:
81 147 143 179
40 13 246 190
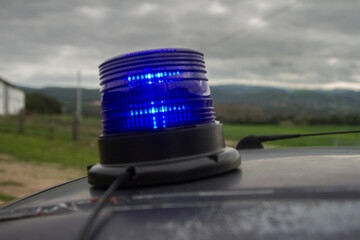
99 48 214 134
87 48 241 188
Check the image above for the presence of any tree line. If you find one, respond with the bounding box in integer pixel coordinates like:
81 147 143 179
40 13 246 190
24 93 360 125
214 104 360 125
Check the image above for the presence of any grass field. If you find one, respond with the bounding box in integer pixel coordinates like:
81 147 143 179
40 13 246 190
0 115 359 170
0 115 359 203
0 114 100 169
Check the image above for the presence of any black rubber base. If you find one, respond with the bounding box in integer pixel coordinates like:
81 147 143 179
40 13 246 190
98 123 225 164
88 147 241 188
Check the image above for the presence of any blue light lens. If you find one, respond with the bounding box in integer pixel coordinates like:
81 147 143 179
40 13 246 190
99 48 216 135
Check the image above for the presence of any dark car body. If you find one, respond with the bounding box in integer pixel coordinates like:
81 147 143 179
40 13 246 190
1 147 360 239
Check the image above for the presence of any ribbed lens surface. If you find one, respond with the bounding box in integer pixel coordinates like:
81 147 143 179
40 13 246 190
99 48 215 135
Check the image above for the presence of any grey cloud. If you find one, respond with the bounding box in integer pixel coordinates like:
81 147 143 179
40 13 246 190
0 0 360 90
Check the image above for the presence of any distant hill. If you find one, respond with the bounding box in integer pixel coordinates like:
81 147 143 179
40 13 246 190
21 85 360 121
210 85 360 116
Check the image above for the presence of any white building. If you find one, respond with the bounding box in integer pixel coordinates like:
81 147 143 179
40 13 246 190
0 77 25 115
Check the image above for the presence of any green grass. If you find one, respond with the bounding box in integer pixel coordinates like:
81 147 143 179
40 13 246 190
0 192 16 201
0 115 359 169
224 124 360 147
0 133 98 168
0 114 100 169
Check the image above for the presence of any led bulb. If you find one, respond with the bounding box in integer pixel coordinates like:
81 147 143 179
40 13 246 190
99 48 215 135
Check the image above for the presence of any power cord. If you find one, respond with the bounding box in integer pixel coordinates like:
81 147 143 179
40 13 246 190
78 171 132 240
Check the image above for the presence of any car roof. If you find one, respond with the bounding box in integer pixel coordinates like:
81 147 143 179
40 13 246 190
1 147 360 240
4 147 360 209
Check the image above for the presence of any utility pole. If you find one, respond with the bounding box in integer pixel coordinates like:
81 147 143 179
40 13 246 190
72 70 81 141
76 69 82 121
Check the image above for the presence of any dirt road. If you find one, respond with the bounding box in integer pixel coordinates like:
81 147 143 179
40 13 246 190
0 154 85 205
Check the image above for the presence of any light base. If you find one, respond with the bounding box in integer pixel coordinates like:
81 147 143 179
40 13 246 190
87 147 241 188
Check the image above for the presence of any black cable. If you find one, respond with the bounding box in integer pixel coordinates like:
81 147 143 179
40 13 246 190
237 130 360 149
258 130 360 142
300 130 360 138
78 172 132 240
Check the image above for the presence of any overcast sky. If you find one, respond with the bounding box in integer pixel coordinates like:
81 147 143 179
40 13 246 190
1 0 360 90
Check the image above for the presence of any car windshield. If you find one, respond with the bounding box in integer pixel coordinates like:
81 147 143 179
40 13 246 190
0 0 359 203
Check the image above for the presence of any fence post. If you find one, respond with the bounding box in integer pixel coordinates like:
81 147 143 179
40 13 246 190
17 109 25 134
